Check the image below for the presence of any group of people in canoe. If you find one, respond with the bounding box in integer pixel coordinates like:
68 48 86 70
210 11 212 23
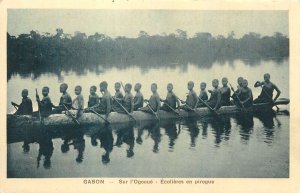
11 73 281 119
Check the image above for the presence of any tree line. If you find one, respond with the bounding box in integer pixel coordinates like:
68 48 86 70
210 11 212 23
7 29 289 79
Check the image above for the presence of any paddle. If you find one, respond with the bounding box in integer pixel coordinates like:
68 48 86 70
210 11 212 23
35 88 42 122
62 104 80 125
88 108 110 124
229 83 245 110
197 97 220 117
11 102 18 111
112 96 136 122
143 100 160 121
176 96 205 117
160 98 183 118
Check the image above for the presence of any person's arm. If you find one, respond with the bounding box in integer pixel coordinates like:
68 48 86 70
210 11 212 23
214 90 221 110
192 92 198 109
11 101 20 107
130 95 134 113
254 81 264 88
273 84 281 102
174 94 180 109
106 96 111 116
29 99 33 114
156 95 161 112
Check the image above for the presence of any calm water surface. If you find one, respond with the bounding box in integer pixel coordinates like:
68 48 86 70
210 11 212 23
7 59 289 178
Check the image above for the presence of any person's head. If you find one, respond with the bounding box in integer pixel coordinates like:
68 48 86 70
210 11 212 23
264 73 271 83
21 89 28 98
242 79 248 88
200 82 206 90
100 81 108 92
125 83 132 93
114 82 121 91
74 85 82 95
60 83 68 93
167 83 173 92
151 83 157 93
42 87 49 97
222 77 228 86
237 77 243 86
188 81 194 91
134 83 141 92
90 86 97 95
212 79 219 88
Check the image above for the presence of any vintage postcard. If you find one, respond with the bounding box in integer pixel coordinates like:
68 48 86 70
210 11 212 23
0 0 299 193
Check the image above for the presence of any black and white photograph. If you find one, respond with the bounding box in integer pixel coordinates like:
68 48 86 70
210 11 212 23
6 9 290 179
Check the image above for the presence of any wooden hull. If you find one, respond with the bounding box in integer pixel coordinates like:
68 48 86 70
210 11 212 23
7 99 288 129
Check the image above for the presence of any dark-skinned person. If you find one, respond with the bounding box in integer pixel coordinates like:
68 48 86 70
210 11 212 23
52 83 72 113
139 83 161 114
180 81 198 111
11 89 33 115
133 83 144 111
160 83 180 112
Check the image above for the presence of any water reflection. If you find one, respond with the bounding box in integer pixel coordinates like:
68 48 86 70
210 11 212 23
161 121 180 151
235 112 254 143
7 112 288 176
91 125 114 164
37 128 54 169
114 123 135 158
60 126 86 163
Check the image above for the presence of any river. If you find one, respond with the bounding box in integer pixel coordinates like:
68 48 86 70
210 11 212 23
7 58 289 178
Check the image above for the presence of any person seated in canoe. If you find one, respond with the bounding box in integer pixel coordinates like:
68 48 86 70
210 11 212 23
160 83 180 112
206 79 221 111
139 83 161 114
253 73 281 104
231 77 243 105
11 89 33 115
72 85 84 118
239 79 253 108
87 81 112 117
52 83 72 113
114 83 134 114
36 86 54 117
180 81 198 111
112 82 124 112
88 86 100 108
133 83 144 111
220 77 231 106
196 82 208 107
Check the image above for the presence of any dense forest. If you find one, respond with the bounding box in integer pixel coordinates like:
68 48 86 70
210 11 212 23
7 29 289 79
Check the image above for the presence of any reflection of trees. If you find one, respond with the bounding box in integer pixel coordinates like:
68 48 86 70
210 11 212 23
7 30 289 80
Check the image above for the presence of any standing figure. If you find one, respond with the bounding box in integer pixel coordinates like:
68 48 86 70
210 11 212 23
254 73 281 104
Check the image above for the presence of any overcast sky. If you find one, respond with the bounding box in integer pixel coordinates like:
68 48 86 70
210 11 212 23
8 10 288 38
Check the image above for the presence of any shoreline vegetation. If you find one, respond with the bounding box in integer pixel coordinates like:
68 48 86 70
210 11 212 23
7 29 289 80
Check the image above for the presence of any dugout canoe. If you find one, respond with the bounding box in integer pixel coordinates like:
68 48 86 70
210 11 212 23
7 98 289 129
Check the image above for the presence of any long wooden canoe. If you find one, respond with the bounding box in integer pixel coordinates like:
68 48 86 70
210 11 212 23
7 98 289 129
